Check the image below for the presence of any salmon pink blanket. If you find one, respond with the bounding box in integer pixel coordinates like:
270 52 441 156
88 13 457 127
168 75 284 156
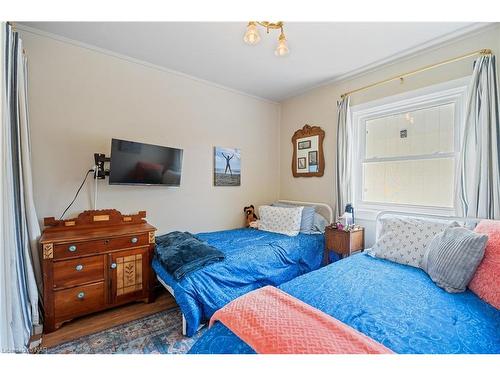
209 286 393 354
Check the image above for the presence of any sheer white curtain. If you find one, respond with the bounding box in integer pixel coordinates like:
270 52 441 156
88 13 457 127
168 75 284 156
456 54 500 219
1 23 41 353
335 96 353 218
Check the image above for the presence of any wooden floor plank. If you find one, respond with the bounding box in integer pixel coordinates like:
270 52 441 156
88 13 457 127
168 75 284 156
41 290 177 349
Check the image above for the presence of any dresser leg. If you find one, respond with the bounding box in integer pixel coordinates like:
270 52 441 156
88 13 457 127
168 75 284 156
144 288 155 304
144 296 154 304
43 319 56 334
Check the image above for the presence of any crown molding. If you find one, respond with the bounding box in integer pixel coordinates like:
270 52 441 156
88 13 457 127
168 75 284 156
15 23 280 106
281 22 498 102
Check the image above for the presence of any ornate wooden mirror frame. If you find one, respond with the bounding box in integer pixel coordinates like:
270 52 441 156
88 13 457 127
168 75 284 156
291 124 325 177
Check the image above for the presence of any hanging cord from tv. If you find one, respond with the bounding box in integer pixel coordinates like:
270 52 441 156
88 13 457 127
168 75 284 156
59 167 96 220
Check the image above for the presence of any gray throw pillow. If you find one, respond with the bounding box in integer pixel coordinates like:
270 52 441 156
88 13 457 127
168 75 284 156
421 224 488 293
272 203 316 233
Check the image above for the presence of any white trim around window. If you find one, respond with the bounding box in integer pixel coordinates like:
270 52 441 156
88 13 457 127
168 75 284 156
351 77 470 221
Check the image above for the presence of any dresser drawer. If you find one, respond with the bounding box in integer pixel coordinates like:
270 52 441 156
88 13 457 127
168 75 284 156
54 239 107 259
107 233 149 250
53 255 105 289
54 282 105 321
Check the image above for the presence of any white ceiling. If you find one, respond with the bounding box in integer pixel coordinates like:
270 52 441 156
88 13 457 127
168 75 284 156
19 22 488 102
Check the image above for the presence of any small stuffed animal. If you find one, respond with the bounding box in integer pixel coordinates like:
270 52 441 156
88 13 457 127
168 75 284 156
243 205 259 227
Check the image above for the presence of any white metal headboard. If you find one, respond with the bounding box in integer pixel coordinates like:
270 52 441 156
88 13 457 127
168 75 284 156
277 200 333 224
375 210 480 241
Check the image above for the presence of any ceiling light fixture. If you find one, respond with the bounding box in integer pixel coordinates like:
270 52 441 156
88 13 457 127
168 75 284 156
243 21 289 57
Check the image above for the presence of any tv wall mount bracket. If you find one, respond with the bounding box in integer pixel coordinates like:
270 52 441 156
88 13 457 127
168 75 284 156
94 153 110 179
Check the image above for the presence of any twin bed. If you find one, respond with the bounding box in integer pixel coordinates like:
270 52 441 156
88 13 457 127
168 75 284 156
153 206 500 354
189 252 500 353
152 200 332 336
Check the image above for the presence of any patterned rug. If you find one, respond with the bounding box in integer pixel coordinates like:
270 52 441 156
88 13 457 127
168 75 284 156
42 308 206 354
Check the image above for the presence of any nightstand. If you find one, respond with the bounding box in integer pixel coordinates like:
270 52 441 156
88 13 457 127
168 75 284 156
323 226 364 265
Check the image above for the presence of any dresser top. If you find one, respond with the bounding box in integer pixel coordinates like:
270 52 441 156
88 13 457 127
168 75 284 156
40 209 157 244
40 222 156 244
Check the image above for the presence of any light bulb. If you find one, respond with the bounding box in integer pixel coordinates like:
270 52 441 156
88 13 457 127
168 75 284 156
244 23 261 45
275 33 289 56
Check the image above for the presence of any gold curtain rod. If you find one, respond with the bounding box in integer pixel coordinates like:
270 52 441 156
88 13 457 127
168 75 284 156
340 48 493 99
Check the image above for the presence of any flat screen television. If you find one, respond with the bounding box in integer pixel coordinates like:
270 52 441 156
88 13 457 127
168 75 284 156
109 138 183 186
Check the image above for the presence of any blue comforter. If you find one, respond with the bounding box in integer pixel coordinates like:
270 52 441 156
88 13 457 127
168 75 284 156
189 253 500 354
152 228 324 336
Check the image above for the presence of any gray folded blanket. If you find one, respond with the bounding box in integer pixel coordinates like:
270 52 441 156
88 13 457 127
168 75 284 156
155 231 225 280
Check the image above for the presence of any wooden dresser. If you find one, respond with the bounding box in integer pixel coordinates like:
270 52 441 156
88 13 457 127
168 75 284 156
39 209 157 333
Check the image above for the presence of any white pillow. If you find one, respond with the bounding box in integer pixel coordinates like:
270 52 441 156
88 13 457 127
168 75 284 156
368 215 458 268
258 205 304 236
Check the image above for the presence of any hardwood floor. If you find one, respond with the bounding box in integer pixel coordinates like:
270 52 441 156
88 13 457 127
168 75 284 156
41 290 177 349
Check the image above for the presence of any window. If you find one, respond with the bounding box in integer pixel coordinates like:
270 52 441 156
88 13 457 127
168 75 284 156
352 78 468 216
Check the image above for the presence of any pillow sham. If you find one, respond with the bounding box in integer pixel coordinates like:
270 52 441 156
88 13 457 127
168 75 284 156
258 205 304 237
368 215 456 268
468 220 500 309
421 224 488 293
272 202 316 233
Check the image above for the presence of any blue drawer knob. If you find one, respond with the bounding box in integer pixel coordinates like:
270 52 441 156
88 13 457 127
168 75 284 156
68 245 77 252
77 292 85 299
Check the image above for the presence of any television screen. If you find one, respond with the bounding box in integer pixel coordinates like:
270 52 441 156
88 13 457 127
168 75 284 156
109 139 183 186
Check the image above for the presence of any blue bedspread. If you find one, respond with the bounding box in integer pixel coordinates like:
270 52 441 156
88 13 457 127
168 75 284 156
152 228 324 336
189 253 500 354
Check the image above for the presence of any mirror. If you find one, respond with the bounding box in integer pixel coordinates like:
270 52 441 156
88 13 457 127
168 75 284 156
291 125 325 177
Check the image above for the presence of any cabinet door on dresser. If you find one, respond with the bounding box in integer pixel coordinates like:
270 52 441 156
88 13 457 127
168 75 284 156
110 247 149 304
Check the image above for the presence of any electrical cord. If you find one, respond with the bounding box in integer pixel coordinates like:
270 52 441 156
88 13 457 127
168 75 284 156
59 167 95 220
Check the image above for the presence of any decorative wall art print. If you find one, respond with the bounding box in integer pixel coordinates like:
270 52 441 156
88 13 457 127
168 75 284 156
308 151 318 165
214 147 241 186
298 140 311 150
308 150 318 172
298 157 306 170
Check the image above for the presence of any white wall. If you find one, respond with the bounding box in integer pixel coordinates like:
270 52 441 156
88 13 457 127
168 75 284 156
21 31 281 235
278 25 500 246
22 24 500 244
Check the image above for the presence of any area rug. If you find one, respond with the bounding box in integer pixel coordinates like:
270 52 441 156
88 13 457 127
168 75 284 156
42 308 206 354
